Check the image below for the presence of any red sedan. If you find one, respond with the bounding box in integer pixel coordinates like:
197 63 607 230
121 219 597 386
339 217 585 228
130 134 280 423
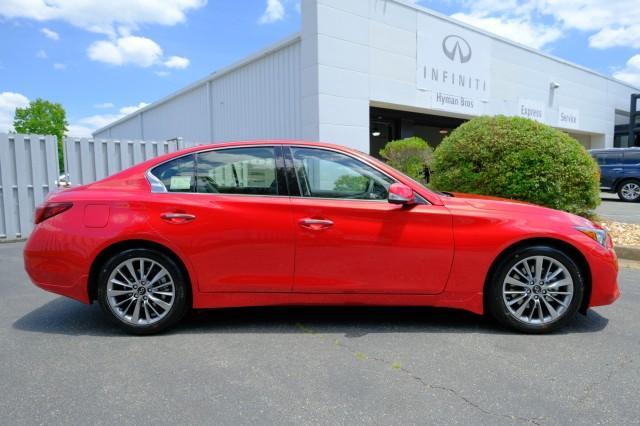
24 141 619 334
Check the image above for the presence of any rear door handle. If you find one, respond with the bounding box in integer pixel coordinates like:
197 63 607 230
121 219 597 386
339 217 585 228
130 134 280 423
299 218 334 230
161 212 196 224
612 168 623 171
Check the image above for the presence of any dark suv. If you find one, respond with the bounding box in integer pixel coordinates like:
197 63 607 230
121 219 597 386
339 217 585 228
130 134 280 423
590 148 640 202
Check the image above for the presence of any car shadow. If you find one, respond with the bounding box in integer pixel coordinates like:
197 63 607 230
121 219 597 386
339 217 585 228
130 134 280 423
13 297 610 337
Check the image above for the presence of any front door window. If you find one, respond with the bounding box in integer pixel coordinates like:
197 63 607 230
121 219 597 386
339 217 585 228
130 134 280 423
290 147 394 200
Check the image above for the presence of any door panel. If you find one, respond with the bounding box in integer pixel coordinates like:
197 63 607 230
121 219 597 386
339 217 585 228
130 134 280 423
147 146 295 293
292 199 453 294
149 194 294 293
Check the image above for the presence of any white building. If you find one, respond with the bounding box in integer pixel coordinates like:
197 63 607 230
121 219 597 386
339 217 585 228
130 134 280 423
93 0 640 154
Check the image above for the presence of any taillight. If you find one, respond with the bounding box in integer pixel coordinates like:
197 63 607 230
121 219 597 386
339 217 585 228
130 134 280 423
34 202 73 224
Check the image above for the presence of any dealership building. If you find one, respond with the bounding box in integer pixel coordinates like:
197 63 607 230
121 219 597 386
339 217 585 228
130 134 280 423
94 0 640 154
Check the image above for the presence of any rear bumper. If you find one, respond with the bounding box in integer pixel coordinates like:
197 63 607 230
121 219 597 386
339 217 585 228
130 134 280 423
23 226 91 304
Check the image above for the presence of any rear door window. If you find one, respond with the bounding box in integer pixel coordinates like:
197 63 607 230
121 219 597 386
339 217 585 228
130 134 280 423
196 147 279 195
594 153 623 165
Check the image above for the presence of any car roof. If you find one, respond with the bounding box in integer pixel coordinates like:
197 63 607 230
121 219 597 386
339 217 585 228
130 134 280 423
589 148 640 153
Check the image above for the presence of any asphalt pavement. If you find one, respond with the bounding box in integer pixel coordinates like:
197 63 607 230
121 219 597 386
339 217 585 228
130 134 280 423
1 241 639 425
597 193 640 224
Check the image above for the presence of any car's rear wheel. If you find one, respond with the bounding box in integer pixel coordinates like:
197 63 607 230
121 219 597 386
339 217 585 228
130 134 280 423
618 179 640 202
97 248 189 334
487 246 584 333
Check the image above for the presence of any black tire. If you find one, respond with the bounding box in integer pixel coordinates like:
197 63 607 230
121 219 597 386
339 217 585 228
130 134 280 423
487 245 584 334
97 248 189 335
617 179 640 202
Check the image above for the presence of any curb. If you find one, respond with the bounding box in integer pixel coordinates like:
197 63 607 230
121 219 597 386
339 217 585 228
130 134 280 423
0 238 26 244
615 245 640 262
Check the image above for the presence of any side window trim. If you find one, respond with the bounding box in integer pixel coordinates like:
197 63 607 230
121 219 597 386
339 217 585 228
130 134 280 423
283 146 301 197
284 145 398 202
274 145 290 196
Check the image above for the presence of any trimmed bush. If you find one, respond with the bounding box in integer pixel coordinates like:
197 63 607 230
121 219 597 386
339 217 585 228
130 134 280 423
379 136 433 183
430 115 600 216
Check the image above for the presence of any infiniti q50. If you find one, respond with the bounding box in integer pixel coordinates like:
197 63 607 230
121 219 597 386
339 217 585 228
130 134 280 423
24 141 619 334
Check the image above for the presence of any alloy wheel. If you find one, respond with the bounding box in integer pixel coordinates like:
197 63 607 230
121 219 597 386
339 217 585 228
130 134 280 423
621 182 640 201
502 255 573 325
106 257 175 326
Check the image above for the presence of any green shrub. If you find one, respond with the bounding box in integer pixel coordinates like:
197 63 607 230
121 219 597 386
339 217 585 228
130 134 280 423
430 115 600 216
379 137 433 183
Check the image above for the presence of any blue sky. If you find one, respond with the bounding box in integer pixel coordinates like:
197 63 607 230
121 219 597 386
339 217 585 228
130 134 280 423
0 0 639 136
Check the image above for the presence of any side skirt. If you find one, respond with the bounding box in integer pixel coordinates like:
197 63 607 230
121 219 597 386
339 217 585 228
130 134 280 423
192 291 484 315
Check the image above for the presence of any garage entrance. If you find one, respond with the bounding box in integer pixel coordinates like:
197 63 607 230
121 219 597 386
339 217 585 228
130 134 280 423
369 107 466 158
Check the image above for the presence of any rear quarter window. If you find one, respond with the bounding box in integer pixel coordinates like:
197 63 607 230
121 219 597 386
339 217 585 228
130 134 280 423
150 154 195 192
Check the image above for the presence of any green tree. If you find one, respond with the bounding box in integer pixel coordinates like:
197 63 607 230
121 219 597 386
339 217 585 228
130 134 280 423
379 136 434 184
13 98 68 172
334 174 368 192
430 115 600 217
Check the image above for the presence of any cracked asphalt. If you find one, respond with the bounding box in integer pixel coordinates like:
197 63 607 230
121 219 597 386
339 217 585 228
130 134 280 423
1 241 639 425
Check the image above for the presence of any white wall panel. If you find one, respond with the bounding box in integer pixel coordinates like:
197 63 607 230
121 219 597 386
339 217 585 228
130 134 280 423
210 40 302 142
94 39 302 144
142 85 210 142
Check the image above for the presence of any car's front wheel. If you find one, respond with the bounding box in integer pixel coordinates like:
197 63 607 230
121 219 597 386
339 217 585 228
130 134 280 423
97 248 189 334
618 179 640 202
487 246 584 333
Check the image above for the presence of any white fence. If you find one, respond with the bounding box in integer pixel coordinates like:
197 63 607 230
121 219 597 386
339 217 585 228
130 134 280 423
63 137 190 186
0 134 194 240
0 133 59 240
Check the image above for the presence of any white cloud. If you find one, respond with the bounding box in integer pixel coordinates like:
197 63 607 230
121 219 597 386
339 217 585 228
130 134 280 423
451 13 562 49
164 55 190 69
66 124 95 138
588 26 640 49
53 63 66 70
87 36 163 67
0 0 206 36
155 70 170 77
87 36 190 70
0 91 30 132
67 102 149 137
94 102 114 109
536 0 640 49
41 27 59 40
455 0 640 50
119 102 148 115
613 55 640 88
259 0 285 24
36 49 47 59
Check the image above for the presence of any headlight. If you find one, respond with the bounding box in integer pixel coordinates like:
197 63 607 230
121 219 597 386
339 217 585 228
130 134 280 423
575 226 609 247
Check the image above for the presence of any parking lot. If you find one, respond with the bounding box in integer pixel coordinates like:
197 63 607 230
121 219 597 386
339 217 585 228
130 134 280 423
1 241 639 425
597 193 640 224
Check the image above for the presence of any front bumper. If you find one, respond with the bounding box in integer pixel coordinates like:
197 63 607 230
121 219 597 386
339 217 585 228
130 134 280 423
586 243 620 308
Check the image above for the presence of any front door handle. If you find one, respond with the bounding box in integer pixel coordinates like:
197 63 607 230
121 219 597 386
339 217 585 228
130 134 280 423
299 218 334 230
161 212 196 224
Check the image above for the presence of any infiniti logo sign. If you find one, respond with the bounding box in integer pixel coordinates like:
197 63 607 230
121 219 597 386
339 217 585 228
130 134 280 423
442 35 472 63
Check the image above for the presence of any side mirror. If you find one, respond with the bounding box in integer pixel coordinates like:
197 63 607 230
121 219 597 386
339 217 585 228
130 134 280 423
388 183 415 205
